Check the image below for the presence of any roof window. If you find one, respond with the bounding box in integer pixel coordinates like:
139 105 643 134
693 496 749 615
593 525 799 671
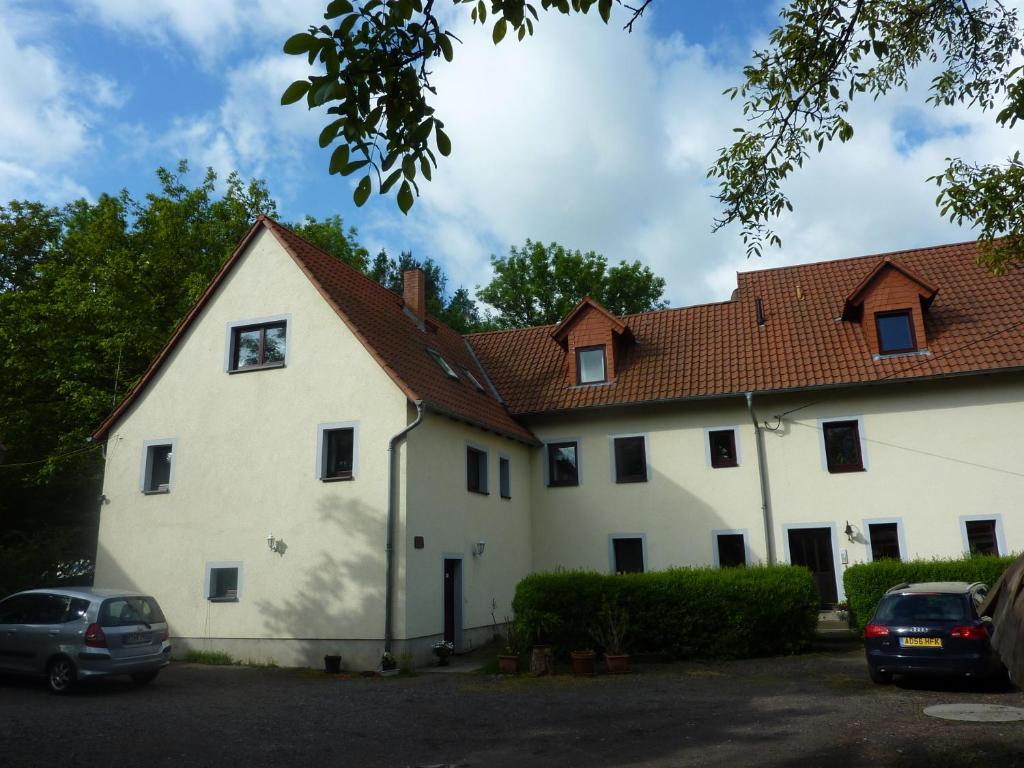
875 311 916 354
464 368 486 393
427 349 459 380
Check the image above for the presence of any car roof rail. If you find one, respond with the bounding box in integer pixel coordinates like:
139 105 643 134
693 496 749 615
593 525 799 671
885 583 911 593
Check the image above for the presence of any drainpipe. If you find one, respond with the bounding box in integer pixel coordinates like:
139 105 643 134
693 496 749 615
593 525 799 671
746 392 776 565
384 400 425 654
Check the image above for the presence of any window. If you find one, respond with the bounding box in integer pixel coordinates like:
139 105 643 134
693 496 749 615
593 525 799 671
229 321 287 371
547 441 579 487
875 310 916 354
822 420 864 473
464 369 486 393
611 536 645 574
206 563 242 601
965 519 999 556
428 349 459 380
99 596 165 626
613 435 647 483
868 523 901 561
142 441 174 493
499 456 511 499
467 446 488 494
576 346 606 384
317 422 359 481
716 533 747 567
708 429 738 468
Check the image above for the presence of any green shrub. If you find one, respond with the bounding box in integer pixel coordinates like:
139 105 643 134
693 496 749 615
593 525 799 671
843 555 1016 630
184 649 234 665
511 565 818 660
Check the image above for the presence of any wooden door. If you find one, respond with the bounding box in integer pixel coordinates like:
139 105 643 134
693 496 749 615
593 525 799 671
788 528 838 607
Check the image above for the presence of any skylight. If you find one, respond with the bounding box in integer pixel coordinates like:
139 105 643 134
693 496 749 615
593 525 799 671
464 369 486 394
427 349 459 380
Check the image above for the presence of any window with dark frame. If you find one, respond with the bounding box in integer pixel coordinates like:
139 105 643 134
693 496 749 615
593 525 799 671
547 441 579 487
209 567 239 601
613 436 647 483
875 310 916 354
323 427 354 480
428 349 459 380
822 420 864 473
708 429 737 468
612 537 645 574
868 523 901 561
576 346 607 384
230 321 286 371
499 457 511 499
467 446 488 494
716 534 747 567
965 519 999 556
144 444 172 493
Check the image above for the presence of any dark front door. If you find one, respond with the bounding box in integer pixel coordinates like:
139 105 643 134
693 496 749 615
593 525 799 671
788 528 838 607
443 558 461 647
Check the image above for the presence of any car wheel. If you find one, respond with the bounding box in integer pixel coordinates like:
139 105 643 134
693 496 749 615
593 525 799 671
130 670 159 686
47 657 77 695
868 665 893 685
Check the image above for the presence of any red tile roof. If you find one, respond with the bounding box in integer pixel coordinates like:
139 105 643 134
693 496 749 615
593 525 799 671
469 240 1024 414
94 217 537 444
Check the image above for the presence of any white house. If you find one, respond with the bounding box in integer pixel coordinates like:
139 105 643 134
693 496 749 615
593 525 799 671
92 217 1024 669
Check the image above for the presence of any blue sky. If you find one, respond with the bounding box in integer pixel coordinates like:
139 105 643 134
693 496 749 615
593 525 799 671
2 1 1018 305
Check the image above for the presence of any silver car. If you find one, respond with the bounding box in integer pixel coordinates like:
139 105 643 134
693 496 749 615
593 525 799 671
0 588 171 693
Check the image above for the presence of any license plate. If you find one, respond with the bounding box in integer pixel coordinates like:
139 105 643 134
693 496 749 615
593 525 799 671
900 637 942 648
124 632 150 645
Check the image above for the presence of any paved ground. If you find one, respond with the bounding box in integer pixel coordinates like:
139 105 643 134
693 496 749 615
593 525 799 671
2 650 1022 767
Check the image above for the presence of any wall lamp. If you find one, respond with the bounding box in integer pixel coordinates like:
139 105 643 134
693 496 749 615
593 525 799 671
266 532 282 553
472 540 486 557
844 521 855 543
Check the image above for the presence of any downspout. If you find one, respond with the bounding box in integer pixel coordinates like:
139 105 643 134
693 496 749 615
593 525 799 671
746 392 776 565
384 400 425 655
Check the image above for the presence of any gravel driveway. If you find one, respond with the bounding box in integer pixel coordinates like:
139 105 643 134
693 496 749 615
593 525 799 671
1 650 1022 767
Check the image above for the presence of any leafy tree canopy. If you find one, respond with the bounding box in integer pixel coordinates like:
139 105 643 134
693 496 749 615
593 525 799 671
477 239 667 328
285 0 1023 270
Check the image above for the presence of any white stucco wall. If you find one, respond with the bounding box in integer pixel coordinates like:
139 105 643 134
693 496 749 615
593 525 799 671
401 412 533 649
94 229 409 667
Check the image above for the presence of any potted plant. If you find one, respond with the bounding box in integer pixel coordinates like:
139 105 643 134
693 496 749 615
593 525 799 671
524 610 558 676
497 617 522 675
432 640 454 666
323 654 342 674
379 651 398 677
570 648 596 676
591 598 630 674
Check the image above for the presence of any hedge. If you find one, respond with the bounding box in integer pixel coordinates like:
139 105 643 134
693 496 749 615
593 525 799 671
843 555 1017 630
511 565 819 660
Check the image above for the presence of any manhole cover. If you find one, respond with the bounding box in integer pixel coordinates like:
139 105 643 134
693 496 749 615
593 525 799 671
924 703 1024 722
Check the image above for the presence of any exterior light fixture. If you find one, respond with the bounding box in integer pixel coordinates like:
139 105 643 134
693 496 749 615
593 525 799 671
844 521 855 543
472 541 486 557
267 533 280 553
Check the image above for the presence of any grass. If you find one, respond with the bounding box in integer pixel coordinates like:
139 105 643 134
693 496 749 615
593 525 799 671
185 650 234 665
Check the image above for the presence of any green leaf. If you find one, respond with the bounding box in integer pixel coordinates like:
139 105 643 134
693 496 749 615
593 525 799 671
319 120 342 148
381 168 403 193
354 175 372 207
402 156 417 181
283 33 317 55
438 34 454 62
280 80 311 105
325 0 353 18
329 145 350 174
493 18 507 44
397 180 414 214
435 126 452 157
598 0 612 23
341 159 370 176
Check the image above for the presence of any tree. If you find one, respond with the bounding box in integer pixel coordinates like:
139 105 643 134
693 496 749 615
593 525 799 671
291 213 371 270
286 1 1022 270
477 239 666 328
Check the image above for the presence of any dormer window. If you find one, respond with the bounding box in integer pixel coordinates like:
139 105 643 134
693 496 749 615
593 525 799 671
576 346 607 384
427 349 459 380
875 311 916 354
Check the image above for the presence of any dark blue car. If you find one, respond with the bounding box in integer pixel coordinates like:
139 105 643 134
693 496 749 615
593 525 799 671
864 581 1008 685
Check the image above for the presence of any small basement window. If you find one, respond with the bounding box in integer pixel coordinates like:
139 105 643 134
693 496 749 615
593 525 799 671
142 442 174 493
466 446 488 494
547 441 579 487
822 420 864 473
868 522 901 561
499 457 511 499
206 563 242 602
708 429 737 468
229 321 287 371
965 519 999 556
576 346 606 384
611 536 645 574
875 310 916 354
613 435 647 483
428 349 459 380
715 533 747 568
320 426 356 480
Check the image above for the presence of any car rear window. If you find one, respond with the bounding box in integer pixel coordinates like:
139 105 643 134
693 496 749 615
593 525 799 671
99 596 166 627
875 593 970 623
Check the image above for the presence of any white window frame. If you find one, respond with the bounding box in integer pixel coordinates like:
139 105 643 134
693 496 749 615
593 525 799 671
608 533 648 574
543 437 582 487
959 514 1006 557
711 528 751 568
498 455 511 499
316 421 360 481
608 432 650 484
465 441 489 494
862 517 907 562
205 561 243 602
224 314 291 372
140 438 177 494
817 415 869 473
704 426 742 468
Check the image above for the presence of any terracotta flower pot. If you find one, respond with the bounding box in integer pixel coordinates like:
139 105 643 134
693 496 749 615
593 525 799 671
570 650 596 676
497 654 519 675
604 653 631 674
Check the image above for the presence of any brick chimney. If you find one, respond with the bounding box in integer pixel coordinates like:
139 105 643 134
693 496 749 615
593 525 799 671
403 268 426 323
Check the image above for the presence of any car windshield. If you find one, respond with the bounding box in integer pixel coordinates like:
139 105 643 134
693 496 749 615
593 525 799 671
99 596 165 627
875 593 969 623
